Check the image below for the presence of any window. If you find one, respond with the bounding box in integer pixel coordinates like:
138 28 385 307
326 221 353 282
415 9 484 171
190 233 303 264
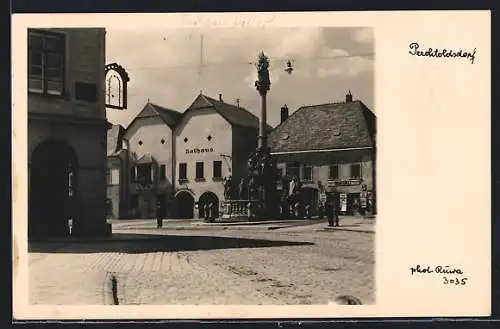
285 162 300 179
74 81 97 103
213 161 222 179
159 165 166 181
196 162 204 180
106 169 111 185
350 164 361 179
110 168 120 185
329 165 339 180
179 163 187 180
137 164 152 184
302 165 313 182
276 167 284 179
130 166 136 182
28 29 65 96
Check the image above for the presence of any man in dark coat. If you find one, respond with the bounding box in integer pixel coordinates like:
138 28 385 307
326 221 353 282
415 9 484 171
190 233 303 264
156 199 164 228
327 196 334 227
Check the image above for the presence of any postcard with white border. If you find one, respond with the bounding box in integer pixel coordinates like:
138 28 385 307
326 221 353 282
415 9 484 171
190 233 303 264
12 10 491 319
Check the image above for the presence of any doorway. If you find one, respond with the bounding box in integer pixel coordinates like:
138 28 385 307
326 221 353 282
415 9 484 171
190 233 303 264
29 140 77 239
175 191 195 219
198 191 220 219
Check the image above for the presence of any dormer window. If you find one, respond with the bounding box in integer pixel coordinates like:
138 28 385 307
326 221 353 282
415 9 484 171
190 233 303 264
207 135 212 141
160 138 165 144
138 140 143 146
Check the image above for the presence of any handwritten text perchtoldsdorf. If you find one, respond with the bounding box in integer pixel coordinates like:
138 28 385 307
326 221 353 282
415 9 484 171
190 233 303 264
408 42 476 64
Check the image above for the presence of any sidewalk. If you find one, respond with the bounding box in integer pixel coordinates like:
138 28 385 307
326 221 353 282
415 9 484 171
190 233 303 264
108 216 375 233
322 216 376 233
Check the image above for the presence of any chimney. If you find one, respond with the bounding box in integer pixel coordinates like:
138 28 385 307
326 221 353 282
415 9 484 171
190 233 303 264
219 93 223 102
345 90 353 102
280 104 289 123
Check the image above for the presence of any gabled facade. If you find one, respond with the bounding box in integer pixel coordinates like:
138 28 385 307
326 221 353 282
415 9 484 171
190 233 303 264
172 93 260 219
122 102 182 218
28 28 109 239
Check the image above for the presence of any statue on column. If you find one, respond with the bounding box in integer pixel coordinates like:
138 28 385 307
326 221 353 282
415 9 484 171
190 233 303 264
255 52 271 94
248 176 257 200
238 177 248 200
224 176 232 200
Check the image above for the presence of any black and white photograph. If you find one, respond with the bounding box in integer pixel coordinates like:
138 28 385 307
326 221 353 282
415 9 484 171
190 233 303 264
13 11 490 319
26 25 376 306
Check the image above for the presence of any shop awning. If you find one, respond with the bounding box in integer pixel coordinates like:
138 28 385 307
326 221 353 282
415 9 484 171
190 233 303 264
136 154 154 164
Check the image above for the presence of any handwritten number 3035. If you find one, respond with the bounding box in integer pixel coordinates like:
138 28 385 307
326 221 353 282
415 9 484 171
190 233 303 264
443 277 468 285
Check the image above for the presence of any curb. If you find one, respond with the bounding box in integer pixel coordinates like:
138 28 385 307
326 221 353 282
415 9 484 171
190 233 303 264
267 219 329 230
322 227 375 234
194 220 311 227
29 234 166 244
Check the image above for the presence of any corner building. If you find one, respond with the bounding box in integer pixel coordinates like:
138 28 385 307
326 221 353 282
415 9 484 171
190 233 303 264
123 102 182 218
173 93 261 219
28 28 109 239
268 92 377 216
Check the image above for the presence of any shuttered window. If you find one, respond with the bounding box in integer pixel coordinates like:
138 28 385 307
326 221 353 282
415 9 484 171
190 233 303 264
28 29 65 96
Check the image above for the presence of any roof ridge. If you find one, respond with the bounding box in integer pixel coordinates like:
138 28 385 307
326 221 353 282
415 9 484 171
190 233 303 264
149 102 182 114
298 99 362 110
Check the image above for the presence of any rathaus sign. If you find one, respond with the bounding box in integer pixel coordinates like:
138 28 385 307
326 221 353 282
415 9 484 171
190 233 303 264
185 147 214 154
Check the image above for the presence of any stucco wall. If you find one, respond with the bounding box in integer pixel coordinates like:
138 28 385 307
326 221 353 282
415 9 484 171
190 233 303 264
125 115 174 190
28 28 108 236
274 149 376 194
173 108 232 205
28 28 106 120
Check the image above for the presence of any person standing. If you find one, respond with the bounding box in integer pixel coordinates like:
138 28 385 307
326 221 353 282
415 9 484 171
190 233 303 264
360 184 368 216
326 194 334 227
156 199 164 228
318 181 327 219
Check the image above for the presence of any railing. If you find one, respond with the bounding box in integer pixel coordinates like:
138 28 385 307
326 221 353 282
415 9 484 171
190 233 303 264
221 200 264 220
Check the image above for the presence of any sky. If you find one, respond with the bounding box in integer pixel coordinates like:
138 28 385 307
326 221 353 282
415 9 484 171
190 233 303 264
105 27 374 128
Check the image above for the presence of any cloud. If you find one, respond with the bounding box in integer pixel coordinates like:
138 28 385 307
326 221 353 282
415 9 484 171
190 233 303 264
352 27 374 44
314 48 373 78
105 27 375 128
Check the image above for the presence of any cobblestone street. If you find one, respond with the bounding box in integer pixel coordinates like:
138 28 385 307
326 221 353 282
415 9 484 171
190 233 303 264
29 220 375 305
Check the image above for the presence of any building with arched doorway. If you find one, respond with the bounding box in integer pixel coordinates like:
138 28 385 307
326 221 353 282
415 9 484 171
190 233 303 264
105 93 265 220
28 28 109 239
173 93 263 219
268 92 377 217
122 101 183 218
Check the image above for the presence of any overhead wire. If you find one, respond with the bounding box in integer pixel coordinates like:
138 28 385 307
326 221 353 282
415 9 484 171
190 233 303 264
122 52 375 71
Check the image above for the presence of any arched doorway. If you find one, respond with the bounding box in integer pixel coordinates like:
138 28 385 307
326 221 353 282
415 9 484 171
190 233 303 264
198 191 220 219
29 140 77 239
175 191 194 219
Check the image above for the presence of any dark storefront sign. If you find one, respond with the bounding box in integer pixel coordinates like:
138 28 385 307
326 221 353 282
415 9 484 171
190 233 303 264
185 147 214 154
327 179 361 187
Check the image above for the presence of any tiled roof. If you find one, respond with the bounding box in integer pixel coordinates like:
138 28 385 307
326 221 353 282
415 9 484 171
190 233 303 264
127 102 183 131
148 103 183 128
107 123 125 156
188 94 271 130
268 100 376 153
